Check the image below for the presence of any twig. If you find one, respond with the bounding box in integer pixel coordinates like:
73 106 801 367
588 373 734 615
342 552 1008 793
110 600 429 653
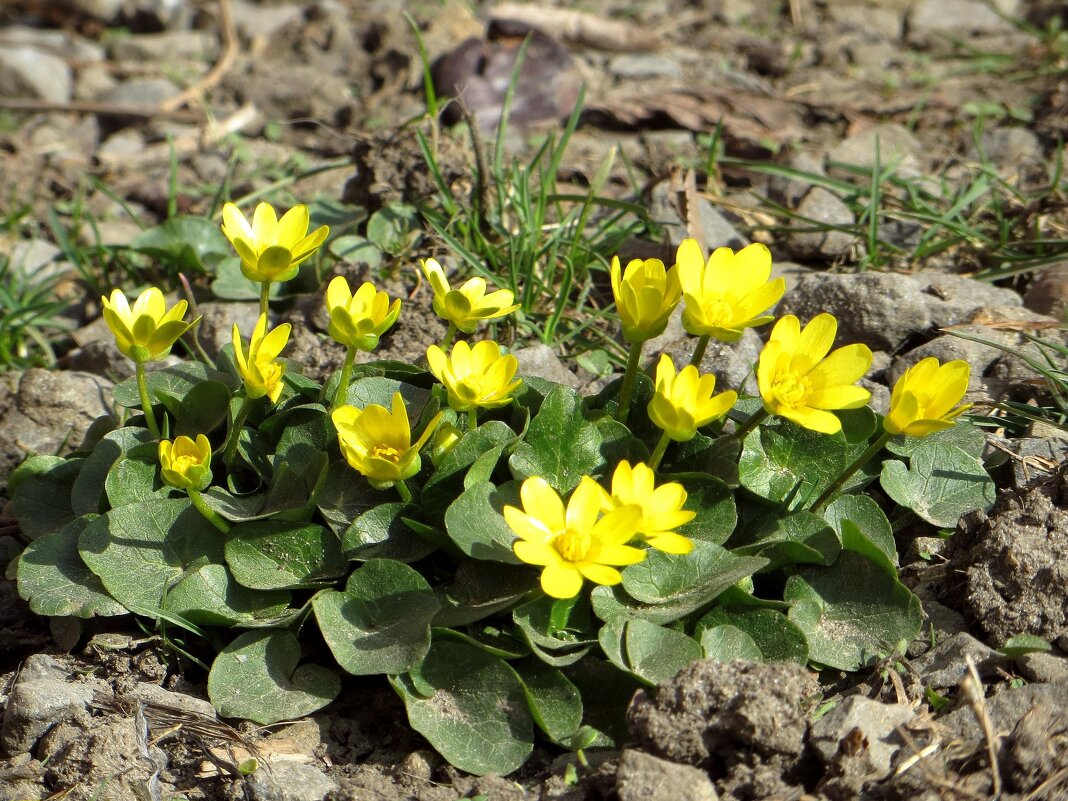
159 0 239 113
963 655 1002 800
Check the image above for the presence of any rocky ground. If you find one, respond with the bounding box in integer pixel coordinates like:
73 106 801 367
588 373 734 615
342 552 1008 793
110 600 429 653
2 0 1068 799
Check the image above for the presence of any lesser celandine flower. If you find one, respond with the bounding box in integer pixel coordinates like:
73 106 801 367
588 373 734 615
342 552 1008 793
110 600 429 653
325 276 402 352
426 340 521 423
884 357 971 437
101 287 197 364
598 461 695 555
233 314 291 403
757 313 873 436
610 256 681 344
421 258 520 343
332 392 442 493
649 355 737 443
221 202 329 285
159 434 212 491
505 476 644 599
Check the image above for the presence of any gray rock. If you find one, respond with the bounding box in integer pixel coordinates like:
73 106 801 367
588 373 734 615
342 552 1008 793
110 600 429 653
126 0 194 30
1012 437 1068 489
810 696 914 779
1 655 105 755
230 0 305 41
75 62 119 101
912 632 1005 690
909 0 1018 38
860 377 890 416
514 343 581 389
0 369 115 490
648 182 747 251
662 327 763 396
769 150 826 207
887 328 1010 385
0 26 104 61
1017 651 1068 684
777 272 931 351
246 761 339 801
97 130 147 163
126 683 217 719
616 749 719 801
0 48 72 103
609 54 683 79
1024 261 1068 317
978 127 1043 168
920 273 1022 329
829 123 924 173
941 682 1068 743
197 302 264 361
826 3 903 40
785 187 856 261
109 30 216 62
68 0 124 21
100 77 180 111
906 536 948 563
770 259 815 296
6 240 71 284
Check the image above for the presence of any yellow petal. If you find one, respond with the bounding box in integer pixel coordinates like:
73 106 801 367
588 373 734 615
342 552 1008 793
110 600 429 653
540 562 584 598
520 477 566 534
506 506 556 544
780 405 842 435
277 205 310 249
221 202 253 241
805 384 871 410
326 275 351 312
576 563 623 586
796 313 838 367
513 539 557 565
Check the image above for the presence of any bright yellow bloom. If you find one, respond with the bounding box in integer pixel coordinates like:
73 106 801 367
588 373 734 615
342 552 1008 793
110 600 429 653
221 202 329 283
884 357 971 437
101 287 197 363
232 314 291 403
648 355 737 442
676 239 786 342
610 256 682 343
421 258 520 333
426 340 521 412
159 434 212 491
597 460 695 554
757 314 873 435
505 476 644 599
325 276 401 352
332 392 442 486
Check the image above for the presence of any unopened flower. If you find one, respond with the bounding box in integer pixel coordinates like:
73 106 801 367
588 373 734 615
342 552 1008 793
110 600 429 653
159 434 212 491
421 258 520 333
610 256 682 343
757 313 872 435
101 287 197 364
884 357 971 437
325 276 401 352
430 422 463 468
505 476 644 599
598 460 695 554
233 314 291 403
221 202 329 283
677 239 785 342
648 355 737 442
332 392 442 486
426 340 521 412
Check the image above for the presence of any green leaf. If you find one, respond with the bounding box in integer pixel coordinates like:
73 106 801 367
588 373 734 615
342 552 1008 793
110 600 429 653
624 618 703 685
78 498 223 617
130 215 230 272
328 235 383 270
225 521 345 590
785 551 922 671
511 595 595 666
819 494 897 567
423 421 516 506
16 515 126 618
696 606 809 664
434 561 535 627
366 202 420 255
211 256 282 301
700 624 762 662
345 377 429 416
880 443 995 527
508 384 605 494
390 640 534 776
164 563 291 626
313 559 439 675
885 420 985 459
10 455 82 540
170 380 231 437
343 501 437 563
114 362 232 409
444 481 522 564
564 657 641 747
318 460 381 535
999 634 1053 658
730 509 841 570
511 659 583 744
208 630 340 724
105 441 173 508
667 473 737 544
200 487 269 522
72 427 155 515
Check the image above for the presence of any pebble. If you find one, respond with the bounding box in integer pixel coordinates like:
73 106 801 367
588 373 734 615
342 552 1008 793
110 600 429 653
810 696 913 779
609 54 683 79
0 47 72 103
911 632 1004 690
246 761 339 801
1016 651 1068 685
785 186 856 261
197 302 264 360
615 749 719 801
99 77 181 112
68 0 124 21
109 30 217 62
1023 261 1068 317
513 343 582 389
978 127 1043 169
908 0 1019 38
829 123 924 174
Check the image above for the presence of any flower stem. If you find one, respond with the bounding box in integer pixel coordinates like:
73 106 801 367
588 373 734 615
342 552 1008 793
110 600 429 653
810 430 894 512
440 322 458 350
646 431 671 472
733 407 769 442
222 395 253 469
616 341 645 425
333 345 357 409
136 362 161 439
259 281 271 318
689 334 711 368
467 407 478 432
395 480 413 503
189 489 231 534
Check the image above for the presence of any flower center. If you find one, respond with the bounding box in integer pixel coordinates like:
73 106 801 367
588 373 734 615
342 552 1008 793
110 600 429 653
772 373 809 406
702 298 734 327
260 362 283 387
553 529 592 563
173 454 201 472
371 443 403 463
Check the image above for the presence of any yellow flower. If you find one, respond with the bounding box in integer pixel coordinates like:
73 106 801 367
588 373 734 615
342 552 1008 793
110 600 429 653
648 355 737 442
884 357 971 437
610 256 682 343
221 202 329 283
421 258 520 333
598 460 695 554
676 239 786 342
332 392 442 486
426 340 522 412
232 314 291 403
757 313 873 435
101 287 198 364
159 434 212 491
325 276 401 352
505 476 645 599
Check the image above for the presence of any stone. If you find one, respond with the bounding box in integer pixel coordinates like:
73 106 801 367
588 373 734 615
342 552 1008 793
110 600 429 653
909 0 1018 38
6 240 71 284
662 326 763 396
609 54 683 79
0 26 104 61
1024 262 1068 318
920 273 1022 329
109 30 217 62
615 750 719 801
826 3 903 40
829 123 924 173
887 329 1011 385
941 682 1068 743
68 0 124 21
246 761 339 801
810 696 913 779
648 181 747 251
1017 651 1068 684
229 0 305 41
1 655 105 755
978 126 1044 169
0 48 72 103
1012 438 1068 489
513 343 581 389
126 683 217 719
785 187 856 261
910 632 1004 690
99 77 181 112
197 302 264 360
